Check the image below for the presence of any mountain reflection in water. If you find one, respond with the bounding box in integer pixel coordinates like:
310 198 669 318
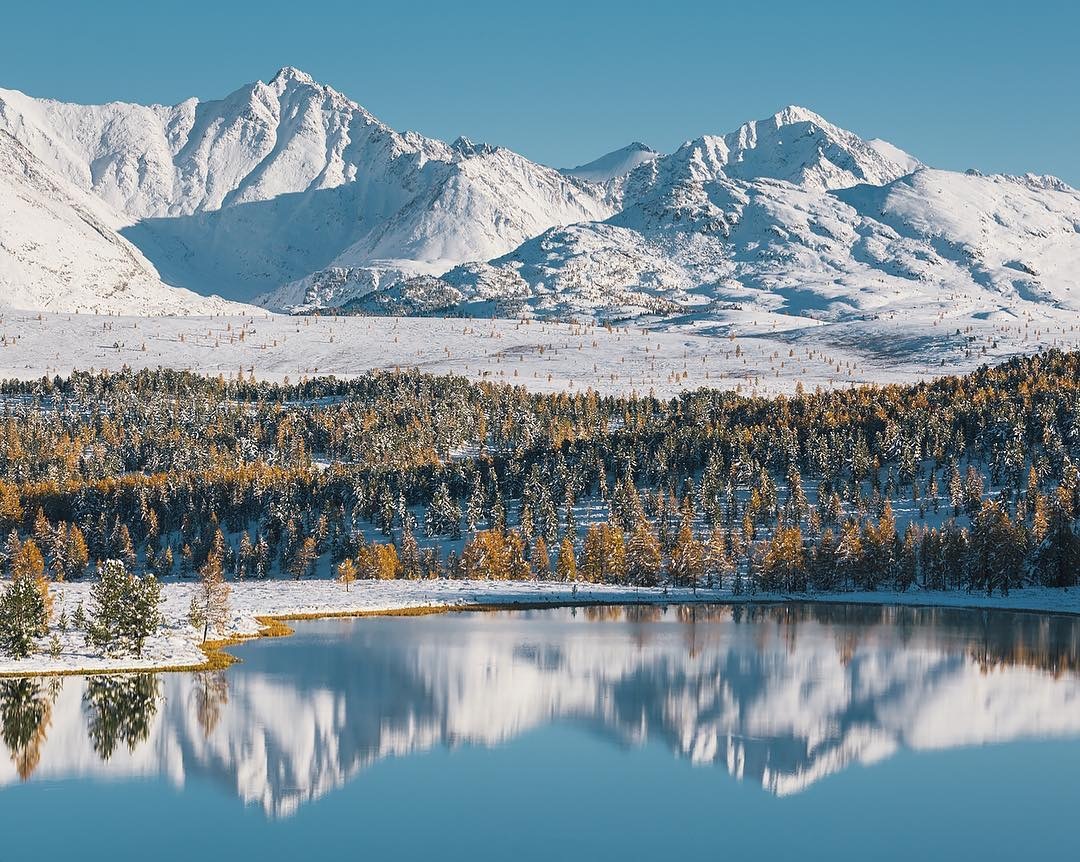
2 603 1079 818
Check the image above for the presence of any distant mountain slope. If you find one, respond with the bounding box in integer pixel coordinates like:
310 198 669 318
560 142 659 183
0 130 239 314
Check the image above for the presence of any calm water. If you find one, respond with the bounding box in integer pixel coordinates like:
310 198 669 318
2 604 1080 860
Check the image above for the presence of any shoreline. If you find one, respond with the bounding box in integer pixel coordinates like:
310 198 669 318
3 579 1080 679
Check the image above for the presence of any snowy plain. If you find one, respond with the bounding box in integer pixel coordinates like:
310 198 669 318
0 307 1077 398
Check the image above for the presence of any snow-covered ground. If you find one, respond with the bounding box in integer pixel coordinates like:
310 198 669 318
0 308 1076 397
4 578 1080 678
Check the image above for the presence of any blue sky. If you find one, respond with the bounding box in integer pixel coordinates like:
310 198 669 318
1 0 1076 183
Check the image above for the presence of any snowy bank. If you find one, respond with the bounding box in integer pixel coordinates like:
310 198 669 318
3 579 1080 677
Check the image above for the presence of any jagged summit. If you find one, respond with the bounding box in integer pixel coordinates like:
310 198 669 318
451 135 498 157
771 104 831 125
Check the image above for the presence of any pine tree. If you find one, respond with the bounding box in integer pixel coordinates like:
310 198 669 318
290 536 317 580
399 521 422 579
86 560 164 657
760 525 805 592
968 499 1025 596
32 508 52 559
862 501 898 589
115 524 137 572
236 532 253 579
0 576 48 658
466 479 485 533
505 530 530 581
835 520 864 590
160 545 175 577
65 527 89 578
357 542 401 580
1034 494 1080 587
668 522 704 590
964 466 985 517
425 482 462 538
125 572 164 657
12 539 52 623
604 522 628 584
4 530 21 578
948 465 964 516
581 525 604 583
563 488 577 540
811 528 839 591
898 524 919 591
704 527 729 590
0 481 22 535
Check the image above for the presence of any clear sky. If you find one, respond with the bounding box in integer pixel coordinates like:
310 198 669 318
1 0 1077 183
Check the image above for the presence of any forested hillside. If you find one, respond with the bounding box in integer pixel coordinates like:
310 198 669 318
0 351 1077 603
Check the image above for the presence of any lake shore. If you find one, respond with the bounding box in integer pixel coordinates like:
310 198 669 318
4 579 1080 678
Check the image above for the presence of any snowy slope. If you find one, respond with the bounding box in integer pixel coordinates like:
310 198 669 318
0 67 449 219
256 138 613 310
0 131 241 315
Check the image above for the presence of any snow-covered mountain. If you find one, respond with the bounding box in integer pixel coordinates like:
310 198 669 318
442 108 1080 324
2 71 1078 330
0 68 612 309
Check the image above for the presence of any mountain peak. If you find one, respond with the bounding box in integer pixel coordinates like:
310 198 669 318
271 66 317 86
706 105 917 190
770 105 829 127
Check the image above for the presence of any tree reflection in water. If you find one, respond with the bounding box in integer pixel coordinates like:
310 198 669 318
192 671 229 740
0 677 61 780
82 674 162 761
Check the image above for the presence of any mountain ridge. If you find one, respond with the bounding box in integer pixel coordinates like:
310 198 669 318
1 69 1077 332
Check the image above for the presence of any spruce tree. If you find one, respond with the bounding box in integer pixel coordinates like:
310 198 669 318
0 576 48 658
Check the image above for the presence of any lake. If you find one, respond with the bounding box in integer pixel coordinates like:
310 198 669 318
2 603 1079 860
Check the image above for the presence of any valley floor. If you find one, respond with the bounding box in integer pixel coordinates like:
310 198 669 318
3 578 1080 677
1 308 1078 396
